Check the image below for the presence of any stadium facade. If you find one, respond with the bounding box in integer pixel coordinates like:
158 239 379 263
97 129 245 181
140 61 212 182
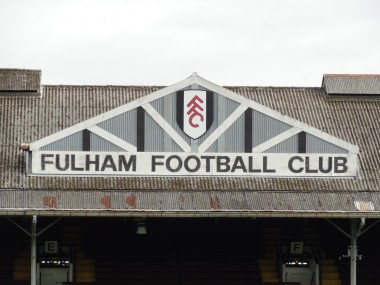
1 69 379 285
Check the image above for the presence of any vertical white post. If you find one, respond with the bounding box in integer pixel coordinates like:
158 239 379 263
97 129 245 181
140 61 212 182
350 219 357 285
31 215 37 285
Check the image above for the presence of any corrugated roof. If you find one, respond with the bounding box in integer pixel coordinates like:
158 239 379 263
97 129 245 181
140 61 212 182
323 74 380 95
1 82 380 216
0 190 379 218
0 68 41 92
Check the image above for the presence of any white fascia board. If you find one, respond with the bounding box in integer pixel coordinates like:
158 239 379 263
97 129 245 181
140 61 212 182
87 125 137 152
252 127 302 153
142 103 192 153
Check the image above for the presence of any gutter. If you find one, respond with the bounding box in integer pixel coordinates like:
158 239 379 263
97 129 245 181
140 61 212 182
0 210 379 219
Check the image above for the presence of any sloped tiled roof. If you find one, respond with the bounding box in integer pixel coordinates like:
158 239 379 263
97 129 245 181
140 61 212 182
0 68 41 92
323 74 380 95
1 80 380 217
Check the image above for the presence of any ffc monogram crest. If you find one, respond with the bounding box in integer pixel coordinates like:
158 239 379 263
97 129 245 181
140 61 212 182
177 90 214 139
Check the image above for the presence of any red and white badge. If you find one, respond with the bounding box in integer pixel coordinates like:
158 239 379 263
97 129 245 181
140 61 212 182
183 90 207 139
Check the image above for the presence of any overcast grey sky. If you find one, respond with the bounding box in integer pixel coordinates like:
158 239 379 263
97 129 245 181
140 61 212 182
1 0 379 87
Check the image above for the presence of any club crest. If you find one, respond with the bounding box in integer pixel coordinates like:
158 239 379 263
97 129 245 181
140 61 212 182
177 90 213 139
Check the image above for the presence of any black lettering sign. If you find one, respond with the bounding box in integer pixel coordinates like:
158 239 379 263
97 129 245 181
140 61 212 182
184 156 201 173
334 157 348 173
41 154 54 171
118 155 136 172
288 156 304 173
85 155 99 171
36 152 353 177
319 156 332 173
166 155 182 172
305 157 318 173
248 156 261 173
152 155 164 172
200 156 215 172
71 154 84 171
263 156 276 173
100 155 117 171
231 156 247 172
56 154 69 171
217 156 230 172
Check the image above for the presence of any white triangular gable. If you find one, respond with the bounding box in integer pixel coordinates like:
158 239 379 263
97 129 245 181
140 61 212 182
30 73 358 154
28 74 359 178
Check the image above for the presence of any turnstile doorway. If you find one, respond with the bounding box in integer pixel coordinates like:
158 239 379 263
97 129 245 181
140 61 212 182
37 241 73 285
279 242 319 285
38 257 72 285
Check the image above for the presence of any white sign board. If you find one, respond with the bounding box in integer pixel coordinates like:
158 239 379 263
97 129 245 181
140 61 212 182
31 151 358 178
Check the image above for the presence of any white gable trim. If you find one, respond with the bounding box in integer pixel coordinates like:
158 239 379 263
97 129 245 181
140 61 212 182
198 104 248 153
296 125 357 154
87 126 137 152
30 75 199 151
30 101 141 151
142 103 192 153
195 76 251 105
30 73 359 155
31 121 85 150
252 127 302 153
246 101 359 154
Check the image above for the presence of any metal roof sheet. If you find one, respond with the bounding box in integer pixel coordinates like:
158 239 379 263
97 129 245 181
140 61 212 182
323 74 380 95
0 189 379 218
0 68 41 92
